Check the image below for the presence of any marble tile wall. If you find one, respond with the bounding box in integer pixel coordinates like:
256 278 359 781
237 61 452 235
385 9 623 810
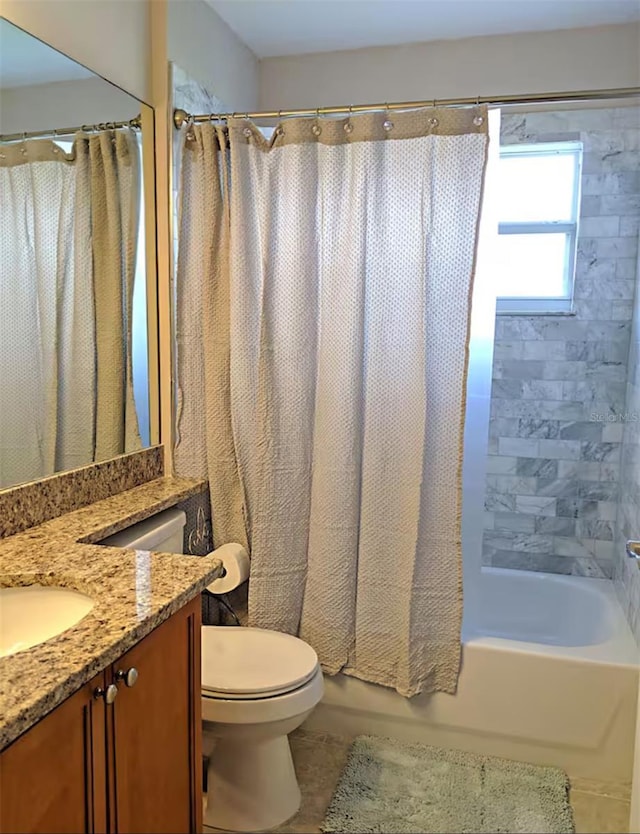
171 63 227 280
483 106 640 578
614 248 640 645
173 64 227 119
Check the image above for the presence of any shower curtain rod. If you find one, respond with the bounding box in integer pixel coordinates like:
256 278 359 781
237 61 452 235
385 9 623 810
0 116 141 144
173 86 640 128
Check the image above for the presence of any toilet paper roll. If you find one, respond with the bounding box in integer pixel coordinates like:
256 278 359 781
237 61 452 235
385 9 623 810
205 543 250 594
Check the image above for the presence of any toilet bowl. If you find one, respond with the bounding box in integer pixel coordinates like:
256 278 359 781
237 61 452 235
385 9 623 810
99 509 324 832
201 626 324 832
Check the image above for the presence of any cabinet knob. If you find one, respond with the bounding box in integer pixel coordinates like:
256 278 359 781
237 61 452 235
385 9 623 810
94 683 118 704
115 667 139 688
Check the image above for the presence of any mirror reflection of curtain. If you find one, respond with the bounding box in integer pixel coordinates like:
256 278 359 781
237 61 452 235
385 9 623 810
79 131 141 461
0 129 141 489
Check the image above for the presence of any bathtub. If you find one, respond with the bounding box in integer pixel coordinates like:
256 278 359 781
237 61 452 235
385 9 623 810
303 567 639 781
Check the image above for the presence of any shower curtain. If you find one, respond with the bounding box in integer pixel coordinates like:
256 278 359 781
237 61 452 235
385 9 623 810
0 130 141 488
176 107 489 696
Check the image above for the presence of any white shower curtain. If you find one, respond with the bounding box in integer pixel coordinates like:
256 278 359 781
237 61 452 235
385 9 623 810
0 130 141 488
176 107 489 695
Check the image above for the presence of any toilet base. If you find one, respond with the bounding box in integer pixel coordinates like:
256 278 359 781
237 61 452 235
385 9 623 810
204 734 301 832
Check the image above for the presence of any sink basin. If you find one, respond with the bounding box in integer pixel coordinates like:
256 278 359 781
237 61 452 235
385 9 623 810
0 585 94 658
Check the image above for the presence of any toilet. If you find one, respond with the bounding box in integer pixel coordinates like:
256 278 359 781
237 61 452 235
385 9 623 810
100 507 324 832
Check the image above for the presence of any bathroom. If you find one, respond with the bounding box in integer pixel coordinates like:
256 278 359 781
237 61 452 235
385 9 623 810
0 1 639 832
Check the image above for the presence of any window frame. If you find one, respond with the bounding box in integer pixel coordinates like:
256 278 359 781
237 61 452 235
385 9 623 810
496 140 583 315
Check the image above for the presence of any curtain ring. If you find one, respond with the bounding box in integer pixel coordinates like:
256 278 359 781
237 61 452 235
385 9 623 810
185 113 195 141
382 103 394 132
429 100 439 128
312 107 322 136
473 96 485 126
343 104 355 135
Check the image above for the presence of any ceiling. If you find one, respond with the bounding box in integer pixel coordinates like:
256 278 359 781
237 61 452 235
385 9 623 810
208 0 640 58
0 19 94 88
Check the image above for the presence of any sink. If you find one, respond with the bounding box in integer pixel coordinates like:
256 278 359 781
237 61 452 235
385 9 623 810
0 585 94 658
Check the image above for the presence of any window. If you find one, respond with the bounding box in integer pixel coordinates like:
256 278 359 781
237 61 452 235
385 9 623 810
495 141 582 313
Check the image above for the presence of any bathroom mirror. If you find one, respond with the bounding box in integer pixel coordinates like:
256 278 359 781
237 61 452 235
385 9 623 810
0 19 158 492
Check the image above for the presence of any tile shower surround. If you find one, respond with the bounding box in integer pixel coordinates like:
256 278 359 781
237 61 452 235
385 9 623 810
483 106 640 579
172 63 226 281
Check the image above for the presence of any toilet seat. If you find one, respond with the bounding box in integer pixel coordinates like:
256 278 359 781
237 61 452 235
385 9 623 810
201 626 320 700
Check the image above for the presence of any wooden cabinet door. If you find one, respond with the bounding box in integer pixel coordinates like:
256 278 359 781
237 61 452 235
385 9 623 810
0 671 108 834
108 597 202 834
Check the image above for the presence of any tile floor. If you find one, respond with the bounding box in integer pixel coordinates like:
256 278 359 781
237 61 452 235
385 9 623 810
570 778 632 834
203 729 632 834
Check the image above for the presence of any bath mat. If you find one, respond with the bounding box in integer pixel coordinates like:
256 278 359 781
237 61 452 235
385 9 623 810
321 736 574 833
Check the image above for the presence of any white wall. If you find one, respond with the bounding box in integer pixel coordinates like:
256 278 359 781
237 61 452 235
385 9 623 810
259 23 640 111
1 0 151 102
167 0 258 111
0 78 140 135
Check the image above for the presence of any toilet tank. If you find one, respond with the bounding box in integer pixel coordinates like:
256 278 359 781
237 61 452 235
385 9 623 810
100 508 187 553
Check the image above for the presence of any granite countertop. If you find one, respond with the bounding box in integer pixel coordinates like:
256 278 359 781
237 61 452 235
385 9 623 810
0 476 223 750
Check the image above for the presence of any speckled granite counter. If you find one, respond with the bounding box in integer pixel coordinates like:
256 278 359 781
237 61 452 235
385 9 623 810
0 476 223 750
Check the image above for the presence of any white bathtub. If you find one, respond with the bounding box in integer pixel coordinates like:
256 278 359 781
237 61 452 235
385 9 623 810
304 567 639 781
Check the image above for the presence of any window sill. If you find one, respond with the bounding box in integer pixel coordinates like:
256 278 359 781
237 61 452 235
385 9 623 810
496 296 575 316
495 310 576 317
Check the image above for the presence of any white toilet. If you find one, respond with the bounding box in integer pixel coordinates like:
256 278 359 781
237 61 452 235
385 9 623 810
101 507 324 832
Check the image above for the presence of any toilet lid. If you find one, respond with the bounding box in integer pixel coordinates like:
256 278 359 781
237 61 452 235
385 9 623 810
201 627 319 699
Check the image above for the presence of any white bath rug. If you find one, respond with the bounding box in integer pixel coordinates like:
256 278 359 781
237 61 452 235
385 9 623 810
321 735 575 833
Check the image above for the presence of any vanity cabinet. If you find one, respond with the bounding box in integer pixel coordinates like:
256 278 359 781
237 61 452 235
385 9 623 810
0 597 202 834
0 670 108 834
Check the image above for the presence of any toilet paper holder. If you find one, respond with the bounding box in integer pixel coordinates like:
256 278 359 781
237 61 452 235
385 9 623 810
627 541 640 560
